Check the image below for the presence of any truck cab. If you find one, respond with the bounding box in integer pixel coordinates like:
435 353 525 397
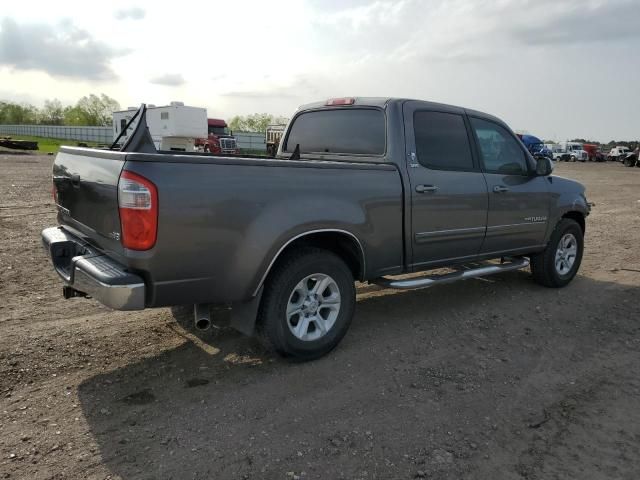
559 142 588 162
195 119 239 154
517 134 553 160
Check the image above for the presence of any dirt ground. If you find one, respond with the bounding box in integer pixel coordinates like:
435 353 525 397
0 153 639 480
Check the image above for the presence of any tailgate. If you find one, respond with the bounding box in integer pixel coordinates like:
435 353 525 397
52 147 126 254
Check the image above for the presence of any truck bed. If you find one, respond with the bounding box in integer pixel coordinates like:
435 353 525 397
51 147 404 307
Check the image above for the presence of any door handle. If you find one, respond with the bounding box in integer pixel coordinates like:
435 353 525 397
416 184 438 193
493 185 509 193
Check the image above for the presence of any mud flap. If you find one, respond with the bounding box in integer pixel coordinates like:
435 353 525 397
229 287 263 336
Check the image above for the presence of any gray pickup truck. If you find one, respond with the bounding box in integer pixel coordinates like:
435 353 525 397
43 98 590 360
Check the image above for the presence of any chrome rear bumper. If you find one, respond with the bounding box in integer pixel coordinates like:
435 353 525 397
41 227 145 310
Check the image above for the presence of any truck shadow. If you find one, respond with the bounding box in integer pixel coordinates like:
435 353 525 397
77 271 640 480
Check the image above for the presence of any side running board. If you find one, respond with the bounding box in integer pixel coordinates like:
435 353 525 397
373 257 530 290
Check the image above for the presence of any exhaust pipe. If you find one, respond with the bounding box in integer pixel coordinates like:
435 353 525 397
194 304 212 331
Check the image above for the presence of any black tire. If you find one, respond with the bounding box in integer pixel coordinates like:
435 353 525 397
530 218 584 288
257 247 356 361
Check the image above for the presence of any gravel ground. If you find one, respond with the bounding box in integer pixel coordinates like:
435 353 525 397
0 153 639 480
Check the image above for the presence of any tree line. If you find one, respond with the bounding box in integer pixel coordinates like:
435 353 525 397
0 94 120 127
228 113 289 134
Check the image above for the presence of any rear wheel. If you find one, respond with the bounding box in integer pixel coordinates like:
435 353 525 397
257 247 356 360
530 218 584 288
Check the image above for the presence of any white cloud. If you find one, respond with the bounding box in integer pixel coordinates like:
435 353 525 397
150 73 186 87
0 18 126 80
114 7 146 20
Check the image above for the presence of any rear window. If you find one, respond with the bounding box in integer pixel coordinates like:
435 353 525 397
284 109 385 155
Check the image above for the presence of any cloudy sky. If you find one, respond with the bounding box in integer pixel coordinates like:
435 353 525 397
0 0 638 141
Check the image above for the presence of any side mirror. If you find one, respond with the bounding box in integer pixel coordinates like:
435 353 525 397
535 157 554 176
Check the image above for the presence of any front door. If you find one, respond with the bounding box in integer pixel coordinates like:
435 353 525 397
468 116 551 254
403 102 489 269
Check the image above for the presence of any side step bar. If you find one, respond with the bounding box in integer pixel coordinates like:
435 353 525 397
372 257 530 290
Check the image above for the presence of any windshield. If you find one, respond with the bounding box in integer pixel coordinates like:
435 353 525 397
209 126 230 136
529 142 543 151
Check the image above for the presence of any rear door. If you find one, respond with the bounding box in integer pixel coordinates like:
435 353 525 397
403 101 489 269
468 116 551 254
53 148 126 254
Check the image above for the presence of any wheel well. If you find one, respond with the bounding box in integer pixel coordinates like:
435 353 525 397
269 232 364 282
562 211 585 234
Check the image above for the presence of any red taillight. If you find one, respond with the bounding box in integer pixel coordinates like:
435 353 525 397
118 171 158 250
326 97 355 106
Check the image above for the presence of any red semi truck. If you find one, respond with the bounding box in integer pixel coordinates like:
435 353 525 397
583 144 605 162
195 118 239 154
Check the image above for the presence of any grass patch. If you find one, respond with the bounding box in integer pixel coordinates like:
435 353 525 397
239 148 269 157
0 135 101 154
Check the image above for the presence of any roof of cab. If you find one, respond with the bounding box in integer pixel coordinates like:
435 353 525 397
297 97 506 125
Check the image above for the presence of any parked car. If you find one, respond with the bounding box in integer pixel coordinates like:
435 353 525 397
623 147 639 167
607 146 630 161
43 99 590 360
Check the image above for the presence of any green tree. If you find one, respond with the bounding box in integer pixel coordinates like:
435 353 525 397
0 101 39 124
63 105 90 126
228 113 289 133
70 94 120 126
41 99 65 125
58 94 120 126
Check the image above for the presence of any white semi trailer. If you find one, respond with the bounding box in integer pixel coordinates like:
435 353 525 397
112 102 207 151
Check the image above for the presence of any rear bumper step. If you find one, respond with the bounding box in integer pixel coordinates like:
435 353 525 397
41 227 145 310
373 257 530 290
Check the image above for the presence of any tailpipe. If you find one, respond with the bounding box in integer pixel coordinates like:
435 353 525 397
194 304 212 331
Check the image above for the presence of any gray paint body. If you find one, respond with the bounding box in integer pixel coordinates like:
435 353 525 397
48 98 589 313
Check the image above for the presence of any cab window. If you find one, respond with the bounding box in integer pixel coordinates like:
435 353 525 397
413 111 474 171
284 109 385 155
470 118 530 175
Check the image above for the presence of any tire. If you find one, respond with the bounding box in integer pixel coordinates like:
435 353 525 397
257 247 356 360
570 155 576 162
530 218 584 288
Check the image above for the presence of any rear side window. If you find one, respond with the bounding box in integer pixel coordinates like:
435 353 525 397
285 109 385 155
413 111 474 170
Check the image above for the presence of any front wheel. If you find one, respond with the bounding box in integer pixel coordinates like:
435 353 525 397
257 247 356 360
530 218 584 288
